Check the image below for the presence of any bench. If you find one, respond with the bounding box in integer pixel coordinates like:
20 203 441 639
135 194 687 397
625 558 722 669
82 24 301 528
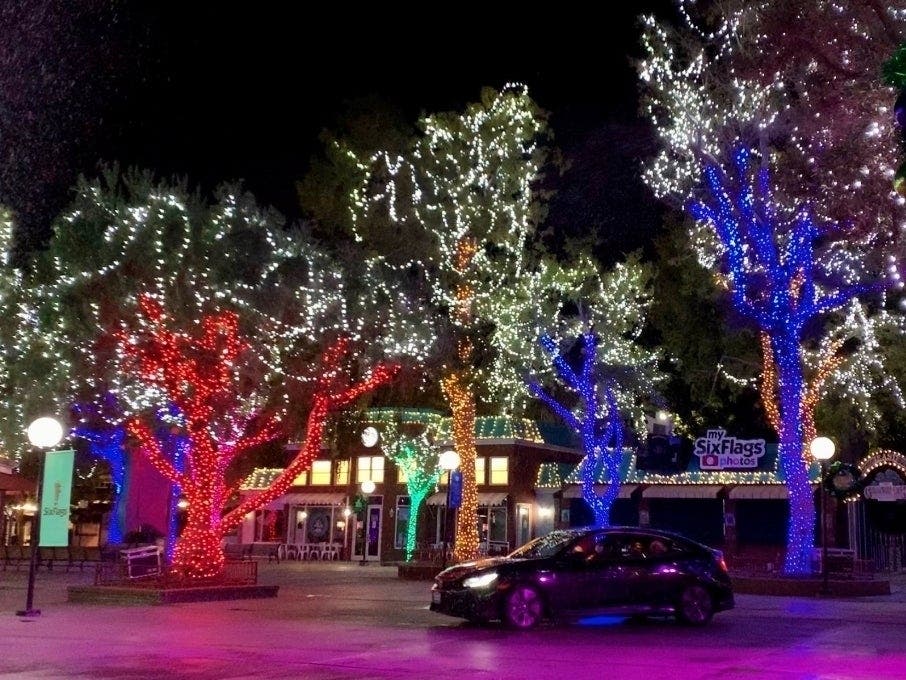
247 542 280 563
221 543 280 562
224 543 248 561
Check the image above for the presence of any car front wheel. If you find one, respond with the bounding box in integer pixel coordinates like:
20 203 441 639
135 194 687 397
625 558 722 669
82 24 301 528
677 584 713 626
502 585 544 630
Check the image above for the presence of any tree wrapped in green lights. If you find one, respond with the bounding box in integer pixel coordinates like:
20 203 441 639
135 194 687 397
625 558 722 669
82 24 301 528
378 416 442 561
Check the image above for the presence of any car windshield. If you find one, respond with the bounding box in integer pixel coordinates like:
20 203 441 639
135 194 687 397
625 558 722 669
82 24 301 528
508 530 584 559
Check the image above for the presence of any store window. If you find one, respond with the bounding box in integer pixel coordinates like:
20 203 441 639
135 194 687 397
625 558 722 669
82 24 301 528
311 460 331 485
489 457 508 485
475 457 486 486
357 456 385 483
335 459 350 485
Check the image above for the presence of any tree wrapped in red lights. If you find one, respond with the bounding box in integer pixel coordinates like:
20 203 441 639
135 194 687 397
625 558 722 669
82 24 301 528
120 296 397 579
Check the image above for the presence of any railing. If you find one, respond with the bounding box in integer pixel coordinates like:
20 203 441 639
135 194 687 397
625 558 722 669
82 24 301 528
95 558 258 586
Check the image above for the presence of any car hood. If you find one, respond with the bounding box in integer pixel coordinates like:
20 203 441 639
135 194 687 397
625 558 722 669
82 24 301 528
436 557 512 582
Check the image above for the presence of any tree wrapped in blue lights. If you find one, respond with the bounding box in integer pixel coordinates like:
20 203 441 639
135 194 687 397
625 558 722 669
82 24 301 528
688 147 899 574
528 333 625 527
72 395 187 552
71 413 127 544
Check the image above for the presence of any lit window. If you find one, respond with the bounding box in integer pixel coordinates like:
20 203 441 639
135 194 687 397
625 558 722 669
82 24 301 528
475 457 486 486
335 459 350 485
357 456 385 483
292 471 308 486
311 460 331 485
489 457 508 485
398 464 408 485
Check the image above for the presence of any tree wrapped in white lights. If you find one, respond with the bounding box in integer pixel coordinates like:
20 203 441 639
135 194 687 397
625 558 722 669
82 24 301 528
6 170 432 533
348 85 603 561
688 147 902 573
640 0 906 451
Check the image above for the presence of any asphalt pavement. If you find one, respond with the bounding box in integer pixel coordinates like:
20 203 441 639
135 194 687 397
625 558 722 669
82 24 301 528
0 561 904 679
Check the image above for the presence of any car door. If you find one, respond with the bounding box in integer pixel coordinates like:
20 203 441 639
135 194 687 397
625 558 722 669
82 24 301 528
542 531 617 614
636 536 688 607
590 532 634 608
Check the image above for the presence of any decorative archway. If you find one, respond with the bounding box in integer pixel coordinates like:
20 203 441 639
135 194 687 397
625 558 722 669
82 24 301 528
851 449 906 572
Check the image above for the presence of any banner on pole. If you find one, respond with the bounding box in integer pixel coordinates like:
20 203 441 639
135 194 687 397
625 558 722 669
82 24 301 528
39 449 74 547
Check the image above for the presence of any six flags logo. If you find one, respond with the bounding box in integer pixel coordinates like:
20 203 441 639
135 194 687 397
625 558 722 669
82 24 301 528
694 429 766 470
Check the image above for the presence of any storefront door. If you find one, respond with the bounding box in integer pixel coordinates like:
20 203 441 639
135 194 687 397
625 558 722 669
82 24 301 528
517 503 532 546
354 504 382 562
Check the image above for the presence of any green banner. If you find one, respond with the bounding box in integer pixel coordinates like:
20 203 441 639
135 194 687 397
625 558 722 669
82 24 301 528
39 449 74 547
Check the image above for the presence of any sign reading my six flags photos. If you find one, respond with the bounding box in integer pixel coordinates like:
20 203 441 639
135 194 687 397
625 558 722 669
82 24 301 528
695 429 766 471
39 449 74 547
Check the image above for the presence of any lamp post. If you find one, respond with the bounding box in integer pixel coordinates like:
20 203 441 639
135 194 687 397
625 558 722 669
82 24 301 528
342 507 352 561
810 436 835 596
18 417 64 618
359 480 375 566
439 449 461 570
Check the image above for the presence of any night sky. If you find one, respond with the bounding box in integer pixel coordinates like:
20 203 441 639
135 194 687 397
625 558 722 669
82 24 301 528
1 1 676 260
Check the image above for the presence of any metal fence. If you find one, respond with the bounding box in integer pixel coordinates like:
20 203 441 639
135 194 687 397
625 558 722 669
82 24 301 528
848 501 906 573
95 558 258 586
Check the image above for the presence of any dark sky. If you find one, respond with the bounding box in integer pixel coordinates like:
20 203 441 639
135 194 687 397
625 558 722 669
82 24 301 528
1 1 676 259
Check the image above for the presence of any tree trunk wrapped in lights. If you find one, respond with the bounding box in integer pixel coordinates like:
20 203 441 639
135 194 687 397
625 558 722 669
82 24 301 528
529 334 626 527
120 296 397 579
688 148 901 574
378 417 442 562
641 0 906 442
441 372 479 562
347 86 619 562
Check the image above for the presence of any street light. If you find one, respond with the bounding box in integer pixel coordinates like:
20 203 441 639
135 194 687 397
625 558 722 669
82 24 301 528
342 507 352 561
810 436 836 596
358 480 375 565
439 449 461 570
18 417 64 618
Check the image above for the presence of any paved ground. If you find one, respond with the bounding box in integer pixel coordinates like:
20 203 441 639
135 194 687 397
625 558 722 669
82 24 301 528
0 562 904 679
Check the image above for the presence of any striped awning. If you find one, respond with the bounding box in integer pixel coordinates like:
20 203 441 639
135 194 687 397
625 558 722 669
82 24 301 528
562 484 638 500
642 485 724 499
280 493 347 507
426 492 509 507
728 485 789 499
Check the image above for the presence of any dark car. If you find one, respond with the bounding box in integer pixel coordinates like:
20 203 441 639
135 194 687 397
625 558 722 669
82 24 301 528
430 527 733 629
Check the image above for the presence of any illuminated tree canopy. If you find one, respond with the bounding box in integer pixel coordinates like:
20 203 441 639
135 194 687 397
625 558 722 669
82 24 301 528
347 85 610 560
688 147 901 573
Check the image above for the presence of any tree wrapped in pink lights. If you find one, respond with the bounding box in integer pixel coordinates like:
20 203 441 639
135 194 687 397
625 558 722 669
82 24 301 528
688 147 901 574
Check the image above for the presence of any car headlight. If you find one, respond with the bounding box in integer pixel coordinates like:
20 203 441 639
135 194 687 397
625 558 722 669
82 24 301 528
463 571 498 589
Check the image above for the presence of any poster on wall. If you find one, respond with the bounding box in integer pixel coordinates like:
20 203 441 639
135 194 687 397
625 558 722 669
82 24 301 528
695 429 766 471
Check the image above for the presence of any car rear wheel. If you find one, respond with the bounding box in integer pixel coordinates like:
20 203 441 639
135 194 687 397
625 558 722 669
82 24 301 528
677 584 713 626
502 585 544 630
